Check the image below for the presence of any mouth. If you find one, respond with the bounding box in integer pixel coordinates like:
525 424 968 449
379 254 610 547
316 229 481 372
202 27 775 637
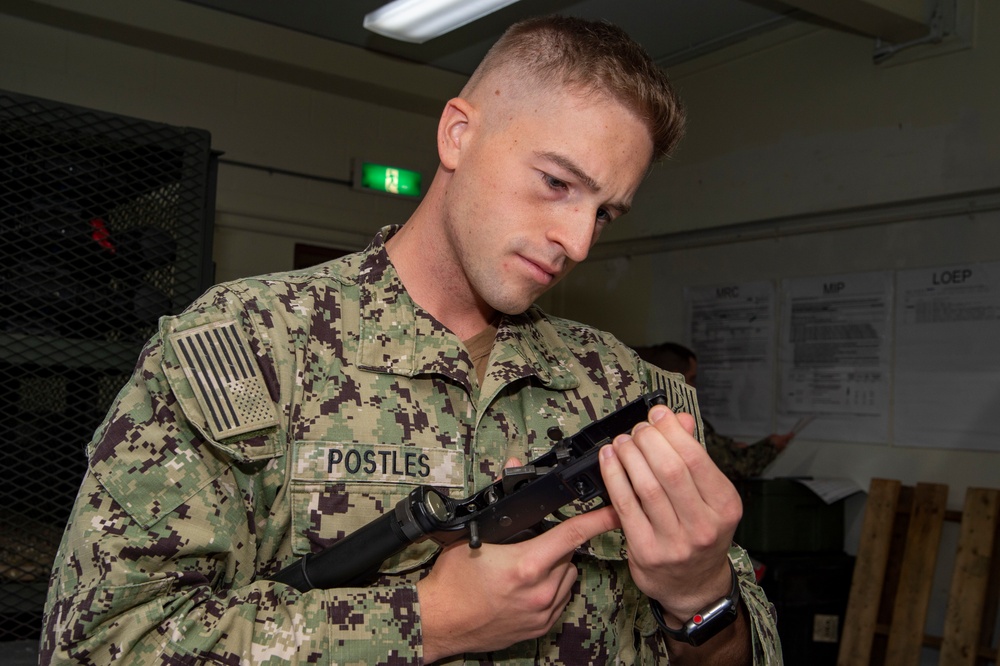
518 254 559 285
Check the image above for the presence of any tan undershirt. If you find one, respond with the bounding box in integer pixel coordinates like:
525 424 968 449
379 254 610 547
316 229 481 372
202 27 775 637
463 321 498 387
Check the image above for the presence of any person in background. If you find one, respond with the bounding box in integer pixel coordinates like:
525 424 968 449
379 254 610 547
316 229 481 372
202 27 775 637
41 16 781 665
634 342 794 481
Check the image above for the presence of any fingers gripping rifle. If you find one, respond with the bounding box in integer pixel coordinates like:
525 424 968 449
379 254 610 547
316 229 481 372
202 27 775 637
270 390 668 592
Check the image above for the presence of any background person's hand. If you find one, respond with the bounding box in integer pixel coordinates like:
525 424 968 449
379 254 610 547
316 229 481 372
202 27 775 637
768 432 795 451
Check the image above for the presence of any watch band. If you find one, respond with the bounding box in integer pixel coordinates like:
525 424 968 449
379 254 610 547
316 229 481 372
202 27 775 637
649 559 741 647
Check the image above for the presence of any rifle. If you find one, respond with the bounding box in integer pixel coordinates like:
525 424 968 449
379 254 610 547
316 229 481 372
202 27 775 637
271 390 668 592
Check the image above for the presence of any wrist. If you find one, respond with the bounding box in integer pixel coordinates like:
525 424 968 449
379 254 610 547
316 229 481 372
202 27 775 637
649 560 740 647
417 578 454 663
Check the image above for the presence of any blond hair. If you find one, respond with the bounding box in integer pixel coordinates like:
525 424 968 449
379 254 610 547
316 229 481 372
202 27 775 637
463 15 686 162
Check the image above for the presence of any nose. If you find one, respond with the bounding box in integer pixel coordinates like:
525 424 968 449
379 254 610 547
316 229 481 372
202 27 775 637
549 213 596 264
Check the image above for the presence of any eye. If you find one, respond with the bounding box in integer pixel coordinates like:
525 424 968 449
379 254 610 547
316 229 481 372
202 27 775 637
542 173 568 191
596 207 613 225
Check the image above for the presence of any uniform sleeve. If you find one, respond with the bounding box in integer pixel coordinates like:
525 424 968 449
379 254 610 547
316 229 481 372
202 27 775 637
40 289 424 665
40 469 422 665
705 426 780 481
730 545 783 664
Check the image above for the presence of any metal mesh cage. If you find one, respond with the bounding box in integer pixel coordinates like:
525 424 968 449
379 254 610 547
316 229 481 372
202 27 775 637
0 90 215 642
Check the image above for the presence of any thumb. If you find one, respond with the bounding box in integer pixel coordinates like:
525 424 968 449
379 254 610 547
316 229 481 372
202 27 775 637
504 456 523 469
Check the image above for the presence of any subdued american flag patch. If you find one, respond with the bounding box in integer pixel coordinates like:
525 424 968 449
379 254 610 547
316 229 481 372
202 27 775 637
168 321 279 440
651 369 704 445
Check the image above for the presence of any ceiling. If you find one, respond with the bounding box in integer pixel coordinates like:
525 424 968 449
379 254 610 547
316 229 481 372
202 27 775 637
179 0 812 76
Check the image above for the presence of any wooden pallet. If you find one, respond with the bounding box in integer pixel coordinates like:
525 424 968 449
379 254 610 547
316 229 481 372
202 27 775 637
837 479 1000 666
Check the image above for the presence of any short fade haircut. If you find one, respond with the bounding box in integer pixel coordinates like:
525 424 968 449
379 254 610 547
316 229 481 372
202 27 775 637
463 15 686 162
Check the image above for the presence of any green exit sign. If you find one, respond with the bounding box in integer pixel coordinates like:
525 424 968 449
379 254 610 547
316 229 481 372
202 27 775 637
354 160 422 197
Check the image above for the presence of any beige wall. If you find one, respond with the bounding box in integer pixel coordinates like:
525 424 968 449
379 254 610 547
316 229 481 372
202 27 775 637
1 0 462 281
4 1 997 274
6 1 996 278
605 0 998 239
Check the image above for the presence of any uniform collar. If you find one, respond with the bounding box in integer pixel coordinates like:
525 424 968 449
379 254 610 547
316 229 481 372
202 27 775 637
355 227 578 394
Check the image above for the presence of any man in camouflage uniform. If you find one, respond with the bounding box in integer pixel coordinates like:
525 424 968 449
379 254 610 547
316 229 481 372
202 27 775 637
42 16 782 665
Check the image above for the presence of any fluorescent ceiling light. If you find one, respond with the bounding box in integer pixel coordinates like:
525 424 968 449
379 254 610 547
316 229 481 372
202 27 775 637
363 0 522 44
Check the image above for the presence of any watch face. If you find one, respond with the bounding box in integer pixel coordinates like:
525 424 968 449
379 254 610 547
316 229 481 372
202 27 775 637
685 598 739 646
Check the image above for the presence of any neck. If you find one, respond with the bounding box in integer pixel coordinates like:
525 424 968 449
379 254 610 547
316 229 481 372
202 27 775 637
386 192 496 341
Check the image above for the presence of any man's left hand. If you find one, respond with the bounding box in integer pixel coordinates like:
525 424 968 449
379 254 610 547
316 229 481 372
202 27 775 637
598 404 743 627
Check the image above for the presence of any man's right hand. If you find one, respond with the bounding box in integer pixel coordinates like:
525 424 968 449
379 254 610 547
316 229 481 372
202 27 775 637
415 497 620 663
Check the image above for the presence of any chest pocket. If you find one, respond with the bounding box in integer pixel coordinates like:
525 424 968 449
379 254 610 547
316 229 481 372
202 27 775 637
290 440 467 574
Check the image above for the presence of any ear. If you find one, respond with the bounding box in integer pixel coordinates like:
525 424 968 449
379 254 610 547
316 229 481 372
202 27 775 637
437 97 474 170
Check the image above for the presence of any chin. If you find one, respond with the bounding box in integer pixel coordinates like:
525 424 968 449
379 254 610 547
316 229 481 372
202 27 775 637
493 303 528 316
482 280 546 317
488 295 533 317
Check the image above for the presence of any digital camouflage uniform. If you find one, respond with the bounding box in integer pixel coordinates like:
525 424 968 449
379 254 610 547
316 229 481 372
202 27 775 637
703 421 781 482
41 227 781 665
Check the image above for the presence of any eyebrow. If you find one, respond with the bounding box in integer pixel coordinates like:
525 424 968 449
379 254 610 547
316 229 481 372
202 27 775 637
535 150 632 216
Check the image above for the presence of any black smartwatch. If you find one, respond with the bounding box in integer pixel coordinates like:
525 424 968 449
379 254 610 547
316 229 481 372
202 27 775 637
649 560 741 647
